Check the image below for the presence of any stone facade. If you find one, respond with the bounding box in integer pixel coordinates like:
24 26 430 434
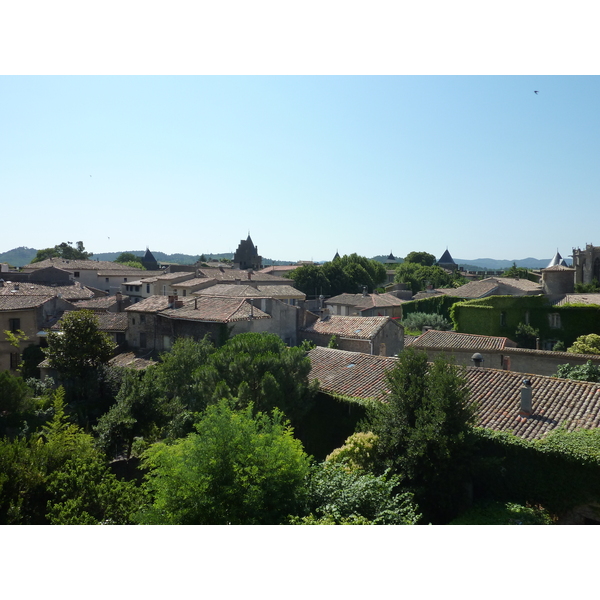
573 244 600 284
233 235 263 271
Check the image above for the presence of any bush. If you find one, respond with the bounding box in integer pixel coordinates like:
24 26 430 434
568 334 600 355
401 312 452 333
450 501 554 525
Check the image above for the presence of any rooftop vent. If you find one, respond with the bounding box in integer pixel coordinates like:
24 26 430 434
471 353 484 367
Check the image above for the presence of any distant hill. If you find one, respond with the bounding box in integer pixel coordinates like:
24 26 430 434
0 247 37 267
455 257 571 270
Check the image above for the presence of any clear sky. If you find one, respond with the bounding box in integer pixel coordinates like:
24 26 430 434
2 75 599 263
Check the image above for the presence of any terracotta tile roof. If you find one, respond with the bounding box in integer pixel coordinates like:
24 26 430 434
161 297 270 323
308 346 394 401
258 265 299 274
326 292 405 311
52 311 128 332
153 272 195 281
196 267 289 284
441 277 542 299
96 269 164 277
543 265 575 272
307 347 600 440
0 295 57 311
171 277 217 289
125 295 172 313
0 282 94 300
412 330 518 351
69 295 128 310
194 283 305 299
25 259 134 271
301 315 392 339
551 294 600 306
109 352 156 370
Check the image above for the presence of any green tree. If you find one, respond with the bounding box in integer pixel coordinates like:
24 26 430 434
43 310 117 424
0 371 32 414
404 251 436 266
114 252 141 264
0 388 141 524
365 347 477 523
291 461 420 525
195 332 318 426
502 262 529 279
515 322 540 349
555 360 600 382
394 263 465 294
567 334 600 355
137 400 311 524
31 241 92 263
575 279 600 293
285 263 330 297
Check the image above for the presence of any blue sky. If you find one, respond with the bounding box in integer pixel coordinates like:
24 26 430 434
2 75 599 263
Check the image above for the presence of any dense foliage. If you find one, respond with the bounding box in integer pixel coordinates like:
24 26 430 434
401 311 452 334
394 262 466 294
286 253 386 297
31 241 92 263
555 360 600 382
567 333 600 355
450 501 553 525
365 347 477 523
403 251 436 266
137 400 310 525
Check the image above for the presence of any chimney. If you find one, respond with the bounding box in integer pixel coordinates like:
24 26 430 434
503 356 511 371
174 300 184 309
320 308 330 321
116 292 123 312
319 294 324 310
14 283 19 291
471 353 484 367
362 286 368 297
235 278 241 285
247 271 252 280
168 295 175 304
520 378 533 416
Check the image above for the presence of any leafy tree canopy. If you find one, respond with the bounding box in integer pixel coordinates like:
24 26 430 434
502 262 530 279
286 254 386 297
137 400 311 525
555 360 600 382
404 251 436 266
515 322 540 349
195 332 318 426
365 347 477 523
394 262 466 294
567 334 600 355
291 462 420 525
31 241 92 263
44 310 116 380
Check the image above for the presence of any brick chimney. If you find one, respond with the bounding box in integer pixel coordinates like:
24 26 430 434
174 300 184 308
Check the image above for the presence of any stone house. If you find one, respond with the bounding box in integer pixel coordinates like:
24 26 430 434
125 294 301 353
325 291 406 318
299 314 404 356
572 243 600 284
0 295 75 372
193 283 306 306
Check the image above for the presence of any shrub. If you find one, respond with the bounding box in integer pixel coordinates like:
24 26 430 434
401 312 452 333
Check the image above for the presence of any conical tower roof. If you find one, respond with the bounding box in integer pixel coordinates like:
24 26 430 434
437 249 456 265
547 251 568 268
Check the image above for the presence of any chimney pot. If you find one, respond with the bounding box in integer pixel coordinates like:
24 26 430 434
520 379 533 415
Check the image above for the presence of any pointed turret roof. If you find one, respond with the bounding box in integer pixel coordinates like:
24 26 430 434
333 251 340 261
437 249 456 265
547 251 568 268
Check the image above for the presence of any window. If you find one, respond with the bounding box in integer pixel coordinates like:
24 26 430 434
124 278 127 282
146 284 150 294
140 332 147 348
74 271 80 278
549 313 561 329
524 310 530 325
183 289 187 297
132 318 136 325
8 318 20 333
10 352 20 370
140 314 146 323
